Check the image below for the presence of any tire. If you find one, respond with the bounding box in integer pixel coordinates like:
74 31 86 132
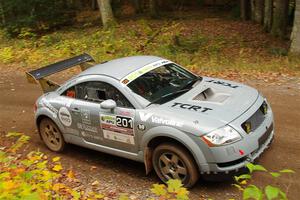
152 143 199 188
39 118 66 152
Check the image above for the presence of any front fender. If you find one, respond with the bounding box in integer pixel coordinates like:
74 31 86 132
141 126 207 172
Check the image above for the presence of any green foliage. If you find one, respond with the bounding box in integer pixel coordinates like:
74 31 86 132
268 47 288 56
151 179 189 200
0 18 298 72
243 185 263 200
246 163 267 173
0 132 104 200
1 131 192 200
0 46 13 63
233 163 295 200
1 131 297 200
0 0 75 36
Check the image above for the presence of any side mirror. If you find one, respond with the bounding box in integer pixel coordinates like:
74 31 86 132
100 99 116 110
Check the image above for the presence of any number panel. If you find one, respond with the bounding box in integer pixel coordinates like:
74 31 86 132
116 116 133 129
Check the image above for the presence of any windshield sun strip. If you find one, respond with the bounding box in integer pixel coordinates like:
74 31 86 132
120 59 171 85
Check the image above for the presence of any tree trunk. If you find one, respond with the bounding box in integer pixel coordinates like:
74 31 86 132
264 0 273 32
241 0 247 20
149 0 158 18
240 0 251 20
97 0 115 28
91 0 98 10
251 0 255 20
271 0 288 38
0 1 5 25
132 0 143 14
290 0 300 54
253 0 264 24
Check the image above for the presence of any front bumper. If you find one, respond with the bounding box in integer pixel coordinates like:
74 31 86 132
201 128 274 175
198 96 274 174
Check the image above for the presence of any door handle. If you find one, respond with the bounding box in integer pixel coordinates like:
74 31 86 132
71 107 80 113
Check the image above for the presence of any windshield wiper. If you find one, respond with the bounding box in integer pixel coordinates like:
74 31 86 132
182 77 201 90
147 88 190 107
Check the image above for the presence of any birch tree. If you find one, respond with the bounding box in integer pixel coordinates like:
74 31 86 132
97 0 115 28
290 0 300 54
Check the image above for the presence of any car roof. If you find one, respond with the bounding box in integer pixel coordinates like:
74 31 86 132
78 55 163 80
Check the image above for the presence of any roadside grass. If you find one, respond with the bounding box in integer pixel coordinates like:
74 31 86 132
0 13 299 75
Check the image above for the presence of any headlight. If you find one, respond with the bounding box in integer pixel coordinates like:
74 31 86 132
201 126 242 147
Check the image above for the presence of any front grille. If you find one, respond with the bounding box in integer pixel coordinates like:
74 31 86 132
258 123 273 147
242 102 267 133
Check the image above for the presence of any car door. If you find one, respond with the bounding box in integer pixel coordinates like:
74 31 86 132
60 84 101 144
67 81 138 153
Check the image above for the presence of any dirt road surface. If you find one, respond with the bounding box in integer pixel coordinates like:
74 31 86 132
1 69 300 199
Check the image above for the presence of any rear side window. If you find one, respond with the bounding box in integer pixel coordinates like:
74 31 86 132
62 81 133 108
62 86 76 98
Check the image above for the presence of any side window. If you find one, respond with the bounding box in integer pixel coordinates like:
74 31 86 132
74 81 133 108
62 86 76 98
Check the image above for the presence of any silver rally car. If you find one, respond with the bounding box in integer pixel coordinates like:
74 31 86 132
26 53 274 187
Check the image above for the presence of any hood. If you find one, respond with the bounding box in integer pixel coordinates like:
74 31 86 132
157 77 259 134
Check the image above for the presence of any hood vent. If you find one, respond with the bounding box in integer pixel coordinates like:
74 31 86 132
193 88 229 103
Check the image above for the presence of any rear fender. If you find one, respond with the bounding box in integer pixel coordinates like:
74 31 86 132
35 107 70 142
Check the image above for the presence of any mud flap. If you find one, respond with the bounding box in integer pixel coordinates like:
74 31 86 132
26 53 95 93
144 147 153 175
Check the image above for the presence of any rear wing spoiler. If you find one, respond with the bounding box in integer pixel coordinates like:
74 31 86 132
26 53 95 93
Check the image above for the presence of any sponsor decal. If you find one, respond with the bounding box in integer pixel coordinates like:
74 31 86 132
81 109 91 125
58 107 72 127
103 130 134 144
139 112 183 127
65 127 80 136
100 114 135 145
41 99 58 118
171 102 212 113
77 122 98 133
152 116 183 127
139 112 153 122
192 120 202 129
120 60 171 85
122 79 129 84
137 124 146 131
100 115 116 126
117 110 134 117
206 79 239 89
81 131 102 140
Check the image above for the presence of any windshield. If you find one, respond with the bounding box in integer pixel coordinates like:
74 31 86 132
127 63 199 105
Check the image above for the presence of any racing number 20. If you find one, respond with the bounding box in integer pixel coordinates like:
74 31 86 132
116 116 133 129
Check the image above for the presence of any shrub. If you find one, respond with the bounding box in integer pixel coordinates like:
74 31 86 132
0 46 13 63
233 163 295 200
